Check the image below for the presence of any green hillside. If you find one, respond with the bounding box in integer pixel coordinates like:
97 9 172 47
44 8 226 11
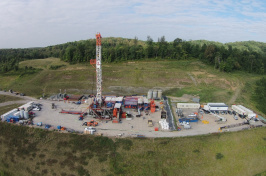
0 58 264 116
0 122 265 176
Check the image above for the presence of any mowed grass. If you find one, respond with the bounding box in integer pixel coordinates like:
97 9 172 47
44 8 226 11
0 104 24 115
19 57 69 70
0 95 23 103
0 57 264 114
0 122 265 176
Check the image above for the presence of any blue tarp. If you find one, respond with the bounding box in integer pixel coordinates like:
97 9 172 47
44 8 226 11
6 116 19 122
179 118 198 123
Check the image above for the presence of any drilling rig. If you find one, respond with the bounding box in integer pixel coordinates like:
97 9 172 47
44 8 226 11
90 33 102 105
89 33 113 119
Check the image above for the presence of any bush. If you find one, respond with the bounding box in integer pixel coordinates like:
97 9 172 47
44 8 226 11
216 153 224 160
49 65 66 70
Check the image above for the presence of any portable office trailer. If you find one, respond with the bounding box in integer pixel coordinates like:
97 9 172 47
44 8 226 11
177 103 200 109
232 105 247 115
207 103 228 111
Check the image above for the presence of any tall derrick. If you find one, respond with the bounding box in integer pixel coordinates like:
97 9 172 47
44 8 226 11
95 33 102 104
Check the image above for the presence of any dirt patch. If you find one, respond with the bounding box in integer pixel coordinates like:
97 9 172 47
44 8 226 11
192 71 205 76
207 74 216 78
169 94 199 103
62 75 72 79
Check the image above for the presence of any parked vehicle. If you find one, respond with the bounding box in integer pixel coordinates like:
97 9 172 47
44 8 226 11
233 115 238 120
32 107 41 111
228 110 232 115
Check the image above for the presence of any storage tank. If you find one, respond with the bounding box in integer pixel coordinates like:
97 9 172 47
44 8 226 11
158 90 162 99
147 90 153 99
24 111 29 119
153 89 158 99
20 110 24 118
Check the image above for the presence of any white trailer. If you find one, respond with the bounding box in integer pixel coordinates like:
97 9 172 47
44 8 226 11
1 109 18 121
207 103 228 111
177 103 200 109
203 105 209 111
236 105 257 118
248 113 257 119
232 105 247 115
18 101 34 111
237 105 253 115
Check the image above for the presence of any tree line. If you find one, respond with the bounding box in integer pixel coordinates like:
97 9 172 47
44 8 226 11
0 37 265 74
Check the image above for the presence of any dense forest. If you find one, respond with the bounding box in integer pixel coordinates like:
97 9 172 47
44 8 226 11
0 37 266 74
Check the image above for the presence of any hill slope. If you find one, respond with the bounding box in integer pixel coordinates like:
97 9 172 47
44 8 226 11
0 122 265 176
0 58 264 115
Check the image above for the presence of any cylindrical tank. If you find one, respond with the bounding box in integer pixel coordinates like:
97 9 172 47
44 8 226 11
147 90 153 99
24 111 29 119
158 90 162 99
20 110 24 118
153 89 158 99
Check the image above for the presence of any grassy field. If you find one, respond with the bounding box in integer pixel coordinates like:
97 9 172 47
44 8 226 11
0 122 265 176
0 57 263 115
0 94 23 103
0 104 24 115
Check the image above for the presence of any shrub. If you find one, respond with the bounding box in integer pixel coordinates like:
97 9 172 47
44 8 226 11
216 153 224 160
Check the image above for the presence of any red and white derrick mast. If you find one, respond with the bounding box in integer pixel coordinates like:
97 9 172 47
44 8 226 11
95 33 102 104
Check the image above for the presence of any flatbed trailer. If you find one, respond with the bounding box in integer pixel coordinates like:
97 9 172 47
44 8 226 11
60 110 83 115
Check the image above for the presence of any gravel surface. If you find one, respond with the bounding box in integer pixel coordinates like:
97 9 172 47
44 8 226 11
1 91 265 138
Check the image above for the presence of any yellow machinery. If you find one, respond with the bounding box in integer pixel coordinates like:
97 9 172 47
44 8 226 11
202 120 209 124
